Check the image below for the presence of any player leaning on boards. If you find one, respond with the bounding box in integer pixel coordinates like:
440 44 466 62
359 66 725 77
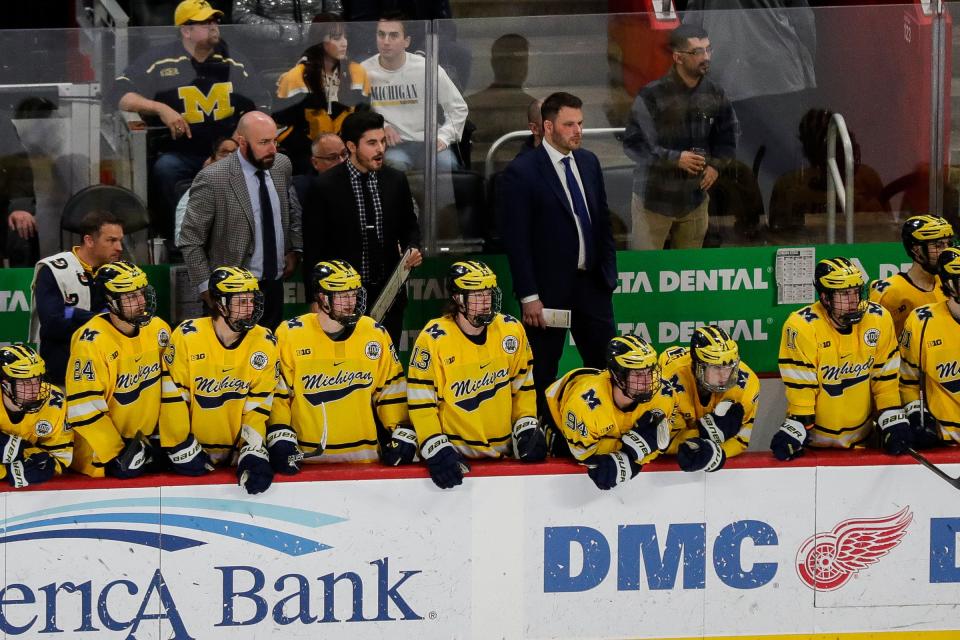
269 260 415 473
68 262 170 479
160 267 279 495
408 261 545 490
870 214 955 335
771 257 911 461
0 345 72 488
899 247 960 447
659 325 759 473
547 335 677 490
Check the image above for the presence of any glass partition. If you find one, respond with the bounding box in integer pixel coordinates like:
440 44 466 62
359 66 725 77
0 4 951 271
437 4 944 253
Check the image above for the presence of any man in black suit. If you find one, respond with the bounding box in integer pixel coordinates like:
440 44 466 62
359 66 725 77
302 111 422 345
497 92 617 415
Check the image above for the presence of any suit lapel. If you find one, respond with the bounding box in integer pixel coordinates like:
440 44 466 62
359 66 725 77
229 156 256 234
571 149 595 214
536 145 574 217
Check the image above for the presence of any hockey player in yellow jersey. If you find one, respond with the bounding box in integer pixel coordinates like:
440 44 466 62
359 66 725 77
659 325 760 472
546 334 676 490
160 267 278 494
773 257 910 461
870 215 954 335
408 260 543 489
68 261 170 478
0 345 72 488
270 260 414 471
899 247 960 446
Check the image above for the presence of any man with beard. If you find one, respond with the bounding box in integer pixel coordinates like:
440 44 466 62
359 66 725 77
302 110 421 346
623 24 738 250
179 111 303 330
113 0 266 241
496 91 617 417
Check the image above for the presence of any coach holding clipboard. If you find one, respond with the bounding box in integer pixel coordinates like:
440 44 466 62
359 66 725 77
496 91 618 416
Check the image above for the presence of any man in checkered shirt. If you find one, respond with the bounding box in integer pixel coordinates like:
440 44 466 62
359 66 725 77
301 111 422 346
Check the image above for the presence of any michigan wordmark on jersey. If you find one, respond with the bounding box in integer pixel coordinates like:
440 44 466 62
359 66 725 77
67 314 170 476
271 314 408 462
869 273 945 336
900 301 960 443
160 318 279 464
546 368 681 462
0 387 73 472
779 301 899 448
407 314 535 458
658 346 760 458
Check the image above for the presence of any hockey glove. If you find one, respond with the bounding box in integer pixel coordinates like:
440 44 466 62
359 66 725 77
770 416 810 461
6 452 55 488
381 425 418 466
166 434 213 477
266 424 302 475
677 437 726 472
620 409 670 464
512 416 546 462
586 451 640 490
877 407 912 456
421 434 466 489
905 400 941 449
237 444 274 495
105 435 152 479
698 400 744 446
0 431 27 464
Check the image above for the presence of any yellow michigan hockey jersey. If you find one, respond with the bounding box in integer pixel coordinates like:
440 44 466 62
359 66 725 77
869 272 945 336
67 313 170 476
900 301 960 443
160 318 279 463
0 387 73 475
779 300 900 448
271 314 408 463
658 346 760 458
546 368 680 462
407 313 535 458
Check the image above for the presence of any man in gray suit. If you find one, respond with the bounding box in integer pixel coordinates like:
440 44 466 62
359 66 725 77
179 111 302 329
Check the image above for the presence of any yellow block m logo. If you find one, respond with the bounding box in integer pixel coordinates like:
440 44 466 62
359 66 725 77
178 82 235 123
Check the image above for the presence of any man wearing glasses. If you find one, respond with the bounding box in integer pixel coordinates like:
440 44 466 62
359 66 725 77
623 24 738 251
293 133 348 206
113 0 267 244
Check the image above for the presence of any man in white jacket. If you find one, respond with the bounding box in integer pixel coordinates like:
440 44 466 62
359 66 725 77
361 13 468 174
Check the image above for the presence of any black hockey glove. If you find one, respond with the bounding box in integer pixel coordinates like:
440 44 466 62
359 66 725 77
381 426 418 466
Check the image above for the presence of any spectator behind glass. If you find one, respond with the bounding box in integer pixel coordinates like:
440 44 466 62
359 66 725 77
112 0 265 244
623 23 738 251
0 115 38 267
361 13 467 172
466 34 538 175
768 108 887 241
273 14 371 175
233 0 343 45
684 0 816 209
28 211 124 387
174 136 240 244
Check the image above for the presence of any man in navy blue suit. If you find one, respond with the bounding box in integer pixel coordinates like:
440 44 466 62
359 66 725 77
497 91 618 416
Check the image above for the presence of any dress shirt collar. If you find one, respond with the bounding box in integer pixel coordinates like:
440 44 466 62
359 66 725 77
237 148 261 179
542 137 573 166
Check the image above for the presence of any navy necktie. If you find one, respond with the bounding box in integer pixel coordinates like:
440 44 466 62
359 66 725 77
256 169 278 281
561 156 593 268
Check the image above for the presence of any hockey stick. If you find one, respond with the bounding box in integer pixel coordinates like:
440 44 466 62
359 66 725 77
287 402 327 465
906 448 960 489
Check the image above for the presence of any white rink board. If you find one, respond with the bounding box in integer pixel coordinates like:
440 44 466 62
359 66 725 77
0 462 959 639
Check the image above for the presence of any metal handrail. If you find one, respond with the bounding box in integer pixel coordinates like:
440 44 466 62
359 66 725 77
484 127 625 177
826 113 855 244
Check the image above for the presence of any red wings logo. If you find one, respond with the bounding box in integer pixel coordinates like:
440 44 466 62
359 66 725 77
795 507 913 591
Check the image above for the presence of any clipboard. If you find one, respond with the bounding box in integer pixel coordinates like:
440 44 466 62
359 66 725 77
370 248 414 322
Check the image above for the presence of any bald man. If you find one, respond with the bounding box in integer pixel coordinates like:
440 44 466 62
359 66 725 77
179 111 303 329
